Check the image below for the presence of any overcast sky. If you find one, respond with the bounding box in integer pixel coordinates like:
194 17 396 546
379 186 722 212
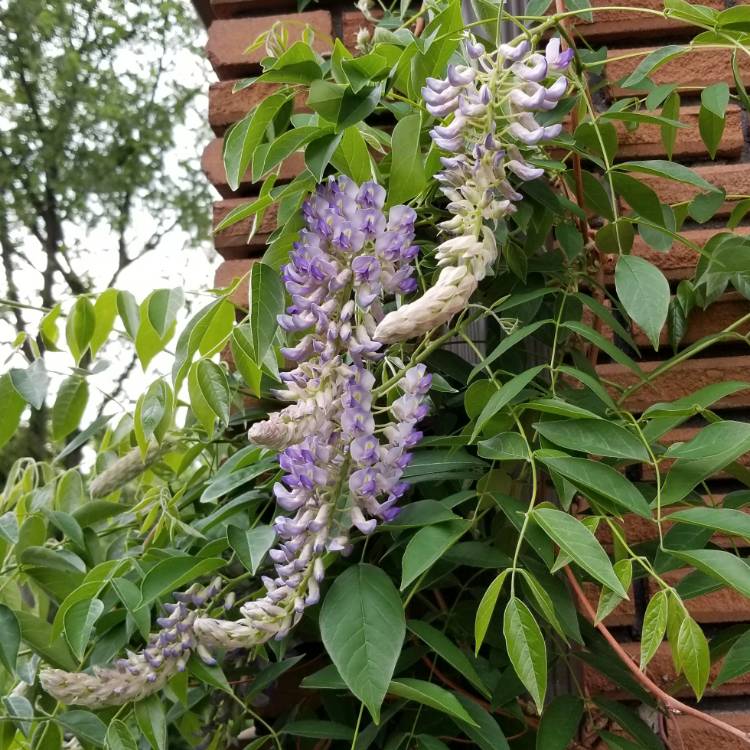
0 21 222 429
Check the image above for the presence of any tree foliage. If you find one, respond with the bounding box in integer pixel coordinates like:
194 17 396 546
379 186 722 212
0 0 210 322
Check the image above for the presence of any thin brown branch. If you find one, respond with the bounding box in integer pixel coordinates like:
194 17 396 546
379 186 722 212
414 3 426 36
96 352 138 420
107 214 180 288
0 208 27 336
564 566 750 745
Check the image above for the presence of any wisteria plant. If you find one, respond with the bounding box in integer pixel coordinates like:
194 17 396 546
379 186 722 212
5 0 750 747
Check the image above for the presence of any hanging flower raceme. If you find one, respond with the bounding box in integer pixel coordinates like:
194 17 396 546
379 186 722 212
41 579 223 708
374 35 572 343
40 177 431 704
191 177 431 648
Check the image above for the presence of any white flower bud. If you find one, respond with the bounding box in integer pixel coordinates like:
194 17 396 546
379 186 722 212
374 265 480 343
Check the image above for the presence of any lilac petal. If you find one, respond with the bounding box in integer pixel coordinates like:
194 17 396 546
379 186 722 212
433 118 465 138
511 54 548 83
431 133 464 152
425 76 451 93
545 38 561 65
426 99 459 117
422 85 460 105
499 39 531 61
507 159 544 181
558 48 574 69
447 64 476 86
458 96 486 117
545 76 568 100
509 84 546 109
509 121 544 145
465 39 485 59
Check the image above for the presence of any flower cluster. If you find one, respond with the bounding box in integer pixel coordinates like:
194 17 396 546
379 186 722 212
194 364 429 650
194 178 431 648
346 364 431 531
249 176 418 450
40 178 432 703
375 35 572 343
41 579 223 708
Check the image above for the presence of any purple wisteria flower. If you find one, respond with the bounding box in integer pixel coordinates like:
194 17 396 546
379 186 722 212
421 34 572 254
192 177 432 650
41 580 223 708
252 177 419 450
374 34 573 343
345 363 431 529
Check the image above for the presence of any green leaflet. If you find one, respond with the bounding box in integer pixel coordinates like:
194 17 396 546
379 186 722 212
320 564 405 722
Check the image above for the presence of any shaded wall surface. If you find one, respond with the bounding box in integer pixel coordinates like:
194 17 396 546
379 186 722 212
195 1 750 746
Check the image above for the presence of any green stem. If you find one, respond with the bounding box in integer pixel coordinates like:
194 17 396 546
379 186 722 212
627 413 664 549
548 290 570 395
350 703 366 749
617 310 750 405
603 517 671 590
508 413 538 596
374 311 484 397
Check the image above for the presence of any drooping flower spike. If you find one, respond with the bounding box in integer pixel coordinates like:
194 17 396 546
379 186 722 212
195 178 431 648
40 179 431 704
375 36 572 343
41 579 223 708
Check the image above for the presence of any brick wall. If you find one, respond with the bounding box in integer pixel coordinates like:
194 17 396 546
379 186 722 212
194 1 750 746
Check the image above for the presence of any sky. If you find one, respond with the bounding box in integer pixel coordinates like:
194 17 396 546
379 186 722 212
0 15 222 431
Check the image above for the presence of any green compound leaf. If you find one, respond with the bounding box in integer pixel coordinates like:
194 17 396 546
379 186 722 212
533 508 627 597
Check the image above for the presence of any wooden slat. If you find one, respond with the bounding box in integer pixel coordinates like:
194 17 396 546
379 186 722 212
615 104 743 161
213 199 278 258
607 45 750 96
209 80 309 135
603 227 750 283
201 138 304 197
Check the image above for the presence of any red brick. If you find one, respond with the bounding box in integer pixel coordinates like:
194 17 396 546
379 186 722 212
667 712 750 749
582 642 750 698
575 0 725 42
649 569 750 624
209 80 309 135
210 0 297 19
213 199 277 258
201 137 304 197
603 227 750 283
341 9 380 51
614 105 744 161
596 356 750 413
629 293 750 348
214 259 254 308
637 164 750 214
206 12 333 78
607 46 750 96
